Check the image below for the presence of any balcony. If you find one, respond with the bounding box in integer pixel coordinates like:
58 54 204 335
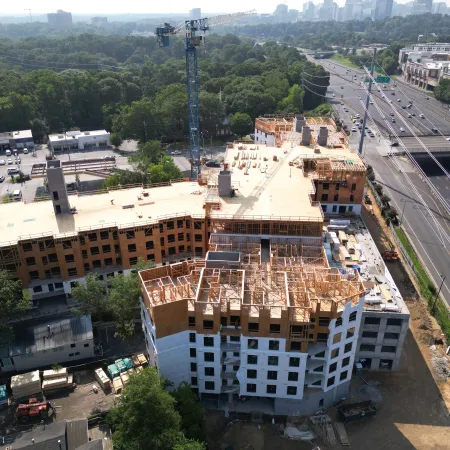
220 327 241 337
221 384 240 394
221 355 240 365
222 372 238 380
221 342 241 352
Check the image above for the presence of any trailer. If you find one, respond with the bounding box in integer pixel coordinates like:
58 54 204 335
338 401 377 424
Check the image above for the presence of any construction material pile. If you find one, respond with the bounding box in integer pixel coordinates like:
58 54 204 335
431 356 449 380
95 368 111 392
42 367 74 392
11 371 41 399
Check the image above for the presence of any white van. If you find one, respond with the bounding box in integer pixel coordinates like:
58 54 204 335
5 149 11 156
23 148 28 154
13 190 22 201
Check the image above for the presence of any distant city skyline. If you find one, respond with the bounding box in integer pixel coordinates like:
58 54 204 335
2 0 443 16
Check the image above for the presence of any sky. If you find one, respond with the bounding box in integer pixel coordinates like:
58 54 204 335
1 0 432 15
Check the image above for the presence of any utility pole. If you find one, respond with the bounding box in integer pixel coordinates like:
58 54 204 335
358 47 376 155
432 275 446 313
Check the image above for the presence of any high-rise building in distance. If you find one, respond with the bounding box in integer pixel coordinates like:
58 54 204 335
373 0 393 19
47 10 73 27
189 8 201 20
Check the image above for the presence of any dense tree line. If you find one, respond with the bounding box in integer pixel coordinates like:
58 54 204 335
0 34 329 143
235 14 450 50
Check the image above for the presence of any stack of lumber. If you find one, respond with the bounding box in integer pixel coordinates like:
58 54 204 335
135 366 144 374
113 377 123 394
120 371 130 385
136 353 148 366
94 368 111 392
11 371 41 399
42 368 73 392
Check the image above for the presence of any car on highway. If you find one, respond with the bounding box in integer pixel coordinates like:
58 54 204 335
0 159 5 165
391 92 396 95
351 127 357 132
341 86 344 89
170 150 182 155
399 127 405 132
390 112 395 116
369 101 374 104
408 113 412 118
419 114 425 118
391 141 399 147
425 96 429 100
447 137 450 141
411 112 416 116
432 127 438 133
391 118 396 122
332 93 335 97
397 99 401 102
0 176 4 183
389 100 393 103
402 105 406 109
7 159 13 165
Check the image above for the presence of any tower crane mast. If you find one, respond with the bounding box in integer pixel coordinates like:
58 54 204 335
156 10 256 178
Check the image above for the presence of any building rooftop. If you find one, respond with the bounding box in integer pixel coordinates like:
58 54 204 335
12 129 33 140
9 315 93 356
140 235 365 321
49 130 109 143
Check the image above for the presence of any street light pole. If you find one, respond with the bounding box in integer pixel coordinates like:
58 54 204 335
432 275 446 313
400 200 407 226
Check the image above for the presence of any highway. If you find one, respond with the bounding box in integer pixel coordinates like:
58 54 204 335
308 56 450 308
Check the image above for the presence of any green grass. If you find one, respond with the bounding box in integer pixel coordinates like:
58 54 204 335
330 53 359 69
395 228 450 341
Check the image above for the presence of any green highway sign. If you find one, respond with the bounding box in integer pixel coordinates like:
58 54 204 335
376 76 390 83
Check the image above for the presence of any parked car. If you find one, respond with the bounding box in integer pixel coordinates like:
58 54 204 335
103 155 116 161
0 160 5 165
7 159 13 165
170 150 182 155
23 148 28 154
400 127 405 132
0 176 4 183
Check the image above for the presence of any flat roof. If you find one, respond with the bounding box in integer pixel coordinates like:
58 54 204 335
0 143 363 244
49 129 109 143
12 129 33 140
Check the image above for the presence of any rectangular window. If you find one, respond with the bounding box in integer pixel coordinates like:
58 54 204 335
323 183 330 190
269 340 279 351
266 385 277 394
247 369 257 379
346 327 355 339
195 234 202 242
204 367 215 377
362 331 378 338
178 233 184 241
360 344 375 352
41 256 48 266
365 317 381 325
179 245 185 253
26 257 36 266
126 231 135 240
128 244 136 252
52 191 59 201
247 383 256 393
332 205 337 213
248 322 259 332
351 183 356 191
48 253 58 262
168 234 175 243
287 386 297 396
104 258 113 266
203 320 213 330
22 243 32 252
190 362 197 372
335 182 340 190
65 254 74 263
384 332 399 340
177 220 184 228
340 370 348 381
167 221 174 230
344 342 353 353
329 362 337 373
247 355 257 365
248 339 258 349
190 348 197 358
267 371 277 380
333 194 339 201
100 231 109 240
321 193 328 202
129 257 138 266
387 318 402 326
289 357 300 367
189 333 196 343
204 337 214 347
381 346 397 353
268 356 278 366
327 376 335 387
68 268 77 277
288 372 298 381
90 246 99 256
102 244 111 253
204 352 214 362
191 377 198 386
205 381 215 391
188 316 195 327
270 324 280 334
229 336 240 342
92 260 101 268
146 241 154 250
168 247 176 255
88 232 97 242
342 357 350 367
319 317 330 327
349 311 357 322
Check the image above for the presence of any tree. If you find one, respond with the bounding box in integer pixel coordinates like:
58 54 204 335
277 84 304 113
171 382 205 442
108 368 204 450
434 78 450 103
230 113 253 137
110 133 123 148
0 270 31 343
71 275 111 321
108 274 141 340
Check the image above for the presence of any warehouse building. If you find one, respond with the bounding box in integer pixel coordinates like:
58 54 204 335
0 129 35 151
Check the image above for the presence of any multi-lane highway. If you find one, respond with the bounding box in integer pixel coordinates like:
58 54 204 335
307 55 450 309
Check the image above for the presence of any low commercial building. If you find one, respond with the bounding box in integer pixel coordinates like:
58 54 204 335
0 129 35 151
48 130 110 153
0 315 94 373
398 43 450 90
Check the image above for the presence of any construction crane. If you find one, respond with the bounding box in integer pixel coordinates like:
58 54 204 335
156 10 256 178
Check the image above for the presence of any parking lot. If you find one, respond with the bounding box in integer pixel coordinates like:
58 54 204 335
0 145 132 203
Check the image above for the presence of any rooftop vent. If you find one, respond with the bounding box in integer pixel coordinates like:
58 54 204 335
122 204 135 209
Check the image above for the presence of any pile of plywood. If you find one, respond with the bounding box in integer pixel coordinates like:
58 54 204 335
112 377 123 394
131 353 148 368
94 368 111 392
11 371 41 399
42 368 73 392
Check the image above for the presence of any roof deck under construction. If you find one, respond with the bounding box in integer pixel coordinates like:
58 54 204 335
139 236 366 344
